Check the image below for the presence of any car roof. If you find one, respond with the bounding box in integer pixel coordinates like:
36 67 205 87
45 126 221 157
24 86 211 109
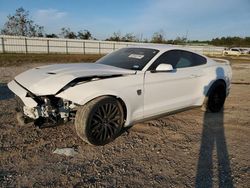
126 44 205 56
128 44 181 51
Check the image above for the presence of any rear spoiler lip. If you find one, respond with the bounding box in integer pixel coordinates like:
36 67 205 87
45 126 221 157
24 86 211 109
212 58 231 65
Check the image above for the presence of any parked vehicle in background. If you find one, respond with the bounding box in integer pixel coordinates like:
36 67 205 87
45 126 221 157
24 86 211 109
239 48 250 54
223 48 243 56
8 46 232 145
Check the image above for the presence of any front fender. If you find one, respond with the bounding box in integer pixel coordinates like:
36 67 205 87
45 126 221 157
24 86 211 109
56 74 144 126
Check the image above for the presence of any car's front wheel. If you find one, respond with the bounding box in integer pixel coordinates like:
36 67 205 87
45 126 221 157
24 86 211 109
75 96 124 145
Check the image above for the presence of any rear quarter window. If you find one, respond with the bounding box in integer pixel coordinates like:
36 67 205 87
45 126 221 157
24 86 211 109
192 53 207 66
176 51 207 68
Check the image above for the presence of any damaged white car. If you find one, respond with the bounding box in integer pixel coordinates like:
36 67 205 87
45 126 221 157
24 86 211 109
8 46 232 145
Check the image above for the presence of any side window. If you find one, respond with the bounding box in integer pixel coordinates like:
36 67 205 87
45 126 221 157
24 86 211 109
175 51 207 68
193 52 207 66
148 50 180 70
148 50 207 70
175 51 193 68
231 49 239 52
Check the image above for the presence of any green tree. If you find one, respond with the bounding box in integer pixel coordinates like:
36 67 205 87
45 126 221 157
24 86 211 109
78 30 92 40
45 33 58 38
173 36 187 44
1 7 44 37
60 27 77 39
209 36 250 47
151 30 166 43
105 31 122 41
121 33 137 42
106 32 138 42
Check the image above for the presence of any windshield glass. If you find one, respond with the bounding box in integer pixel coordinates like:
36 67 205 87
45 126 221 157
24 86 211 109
96 48 159 70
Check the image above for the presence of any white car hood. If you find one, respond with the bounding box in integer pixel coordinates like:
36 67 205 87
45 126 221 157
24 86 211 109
15 63 136 95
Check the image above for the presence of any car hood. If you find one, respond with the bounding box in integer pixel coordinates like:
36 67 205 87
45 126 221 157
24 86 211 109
14 63 136 95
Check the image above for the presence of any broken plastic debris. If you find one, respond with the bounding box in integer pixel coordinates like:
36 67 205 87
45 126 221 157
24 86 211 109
53 148 78 157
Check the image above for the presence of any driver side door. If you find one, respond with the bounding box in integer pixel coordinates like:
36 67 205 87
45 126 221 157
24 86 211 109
143 50 203 119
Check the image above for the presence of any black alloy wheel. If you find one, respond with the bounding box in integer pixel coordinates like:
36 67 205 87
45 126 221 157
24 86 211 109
75 96 124 145
87 100 123 145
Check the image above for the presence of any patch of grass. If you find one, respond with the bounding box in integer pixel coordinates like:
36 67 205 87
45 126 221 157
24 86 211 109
0 53 104 67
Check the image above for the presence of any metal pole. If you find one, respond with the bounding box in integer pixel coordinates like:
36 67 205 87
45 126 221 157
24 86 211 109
47 40 50 54
99 42 101 54
1 37 5 53
66 40 68 54
113 43 115 51
25 38 28 54
83 41 85 54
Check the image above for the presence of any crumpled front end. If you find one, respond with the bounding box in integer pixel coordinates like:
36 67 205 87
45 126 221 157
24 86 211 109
8 80 77 125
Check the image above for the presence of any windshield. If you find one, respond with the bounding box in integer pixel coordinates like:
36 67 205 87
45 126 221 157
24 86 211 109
96 48 159 70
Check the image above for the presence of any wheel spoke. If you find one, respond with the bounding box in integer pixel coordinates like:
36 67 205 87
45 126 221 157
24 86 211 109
91 123 101 133
97 127 103 140
109 107 118 119
101 105 107 117
103 126 108 140
110 116 120 122
110 121 119 129
96 107 102 116
106 103 112 116
91 119 100 126
106 124 114 135
105 104 112 115
93 113 102 121
100 126 106 142
106 125 112 137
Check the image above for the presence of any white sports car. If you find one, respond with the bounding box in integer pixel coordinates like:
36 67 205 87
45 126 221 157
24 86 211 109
8 46 232 145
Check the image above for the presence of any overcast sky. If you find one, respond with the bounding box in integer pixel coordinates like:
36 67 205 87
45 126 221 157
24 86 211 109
0 0 249 40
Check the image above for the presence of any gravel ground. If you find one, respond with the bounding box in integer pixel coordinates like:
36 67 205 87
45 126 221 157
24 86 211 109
0 62 249 187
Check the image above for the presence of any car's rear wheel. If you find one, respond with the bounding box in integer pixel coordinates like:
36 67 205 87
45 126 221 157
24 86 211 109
75 96 124 145
203 81 226 112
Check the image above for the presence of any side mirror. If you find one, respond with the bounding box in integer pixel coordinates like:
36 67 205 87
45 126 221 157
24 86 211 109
155 64 174 72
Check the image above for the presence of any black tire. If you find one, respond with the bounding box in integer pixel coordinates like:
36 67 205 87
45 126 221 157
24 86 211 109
203 81 226 112
75 96 124 145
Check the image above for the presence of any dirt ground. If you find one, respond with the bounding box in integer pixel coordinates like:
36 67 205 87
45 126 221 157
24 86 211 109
0 60 249 188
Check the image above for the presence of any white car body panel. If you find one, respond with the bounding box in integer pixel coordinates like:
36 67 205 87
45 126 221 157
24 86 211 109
8 80 38 107
57 72 144 125
8 45 232 126
143 66 205 118
14 63 136 95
